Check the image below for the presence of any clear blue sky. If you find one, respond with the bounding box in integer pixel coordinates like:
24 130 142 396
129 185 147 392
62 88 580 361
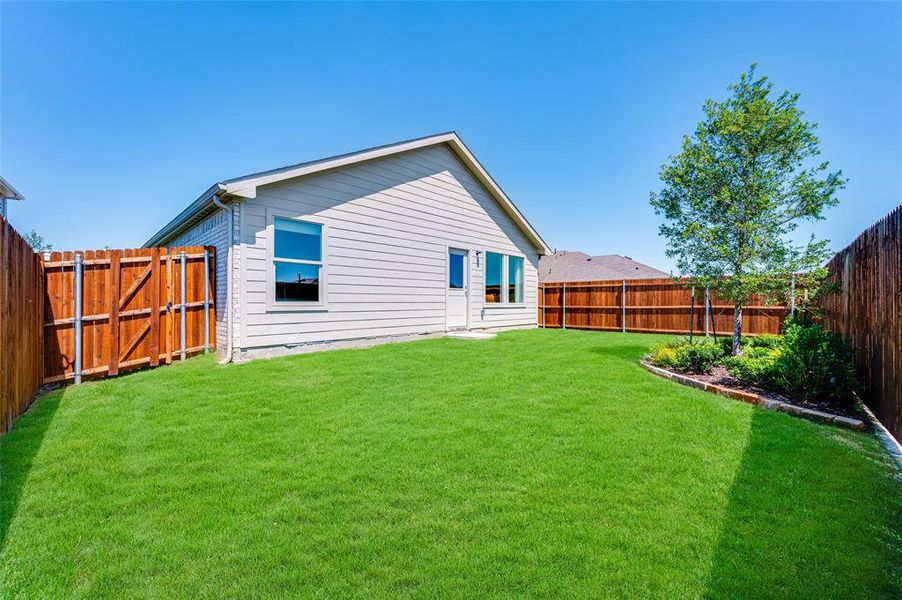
2 2 899 272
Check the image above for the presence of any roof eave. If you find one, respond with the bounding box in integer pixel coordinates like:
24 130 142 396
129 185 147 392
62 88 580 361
142 183 227 247
0 176 25 201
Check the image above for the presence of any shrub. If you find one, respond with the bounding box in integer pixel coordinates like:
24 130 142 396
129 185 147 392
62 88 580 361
648 345 679 369
774 320 858 405
747 334 782 349
675 341 725 373
649 340 725 374
724 346 781 387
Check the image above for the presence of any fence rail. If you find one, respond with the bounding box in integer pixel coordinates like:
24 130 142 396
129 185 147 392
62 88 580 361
1 216 44 432
822 206 901 440
42 246 216 385
539 278 789 336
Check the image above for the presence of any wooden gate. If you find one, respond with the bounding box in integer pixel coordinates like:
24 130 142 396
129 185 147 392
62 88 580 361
42 246 215 384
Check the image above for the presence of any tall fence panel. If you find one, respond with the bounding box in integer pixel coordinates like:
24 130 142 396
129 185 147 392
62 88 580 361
42 246 216 384
0 216 44 432
822 206 901 440
539 278 788 336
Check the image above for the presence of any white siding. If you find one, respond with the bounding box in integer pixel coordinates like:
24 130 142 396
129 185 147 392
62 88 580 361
171 207 233 353
238 144 540 353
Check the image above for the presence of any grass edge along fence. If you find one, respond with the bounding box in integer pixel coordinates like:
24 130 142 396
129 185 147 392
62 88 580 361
822 205 901 441
1 215 44 433
538 278 790 337
1 213 216 433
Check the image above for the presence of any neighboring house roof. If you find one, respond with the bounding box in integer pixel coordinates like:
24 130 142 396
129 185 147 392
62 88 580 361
0 176 25 201
539 251 669 282
144 132 551 254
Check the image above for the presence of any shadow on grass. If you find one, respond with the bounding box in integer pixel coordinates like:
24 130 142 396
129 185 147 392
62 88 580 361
0 390 62 551
704 408 900 598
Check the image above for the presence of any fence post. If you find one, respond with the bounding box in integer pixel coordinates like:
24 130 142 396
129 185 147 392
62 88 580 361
790 273 796 318
74 253 83 385
562 284 567 330
203 248 210 353
689 285 695 342
621 279 626 333
180 251 187 362
704 284 710 337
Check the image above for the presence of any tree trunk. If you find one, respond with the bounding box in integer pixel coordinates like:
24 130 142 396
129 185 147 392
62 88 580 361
731 300 743 356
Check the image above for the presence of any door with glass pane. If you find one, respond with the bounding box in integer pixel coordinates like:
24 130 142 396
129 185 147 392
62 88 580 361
447 249 468 329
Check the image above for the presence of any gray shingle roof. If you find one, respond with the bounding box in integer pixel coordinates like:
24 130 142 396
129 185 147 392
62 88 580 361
539 251 669 283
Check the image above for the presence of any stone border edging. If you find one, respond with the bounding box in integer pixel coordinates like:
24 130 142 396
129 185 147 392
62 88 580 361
640 360 865 431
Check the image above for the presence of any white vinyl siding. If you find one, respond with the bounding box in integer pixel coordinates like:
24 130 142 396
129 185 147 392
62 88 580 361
171 208 231 353
238 144 539 351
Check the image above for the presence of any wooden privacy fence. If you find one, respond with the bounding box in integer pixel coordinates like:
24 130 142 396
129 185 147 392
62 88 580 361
822 206 901 441
538 278 789 336
1 216 44 432
42 246 216 385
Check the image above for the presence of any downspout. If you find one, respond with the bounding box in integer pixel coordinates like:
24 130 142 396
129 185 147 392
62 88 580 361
212 193 234 364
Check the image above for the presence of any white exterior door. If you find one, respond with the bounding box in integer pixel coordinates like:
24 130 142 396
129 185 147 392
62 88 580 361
447 248 468 329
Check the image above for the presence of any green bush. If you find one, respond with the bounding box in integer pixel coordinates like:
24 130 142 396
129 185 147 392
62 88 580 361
649 340 724 374
676 341 725 373
747 334 782 349
724 346 781 387
648 345 679 369
774 320 858 405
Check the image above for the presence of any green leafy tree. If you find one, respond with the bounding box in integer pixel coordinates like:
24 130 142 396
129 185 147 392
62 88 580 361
23 229 52 252
650 65 845 355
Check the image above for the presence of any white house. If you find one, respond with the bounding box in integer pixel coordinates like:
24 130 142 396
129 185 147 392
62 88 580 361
145 132 550 361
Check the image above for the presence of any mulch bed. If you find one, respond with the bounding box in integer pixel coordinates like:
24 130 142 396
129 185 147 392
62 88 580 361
640 360 870 431
688 365 867 422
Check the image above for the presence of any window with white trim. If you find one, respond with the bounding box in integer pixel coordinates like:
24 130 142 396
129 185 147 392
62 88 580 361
484 252 524 304
273 217 323 303
508 255 524 303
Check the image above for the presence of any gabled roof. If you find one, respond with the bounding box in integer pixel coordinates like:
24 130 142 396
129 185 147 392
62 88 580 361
539 251 669 282
0 176 25 201
144 132 550 254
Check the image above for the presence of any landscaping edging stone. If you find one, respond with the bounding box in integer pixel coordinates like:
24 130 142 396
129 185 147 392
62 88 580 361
640 360 866 431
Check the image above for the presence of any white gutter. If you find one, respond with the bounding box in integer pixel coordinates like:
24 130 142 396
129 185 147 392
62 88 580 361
212 194 234 364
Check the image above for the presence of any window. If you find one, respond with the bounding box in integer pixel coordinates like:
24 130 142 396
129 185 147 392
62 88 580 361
449 251 464 289
508 256 524 303
484 252 525 305
485 252 503 303
273 217 323 303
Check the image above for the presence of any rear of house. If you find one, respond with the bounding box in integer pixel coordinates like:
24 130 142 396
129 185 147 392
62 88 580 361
146 133 550 360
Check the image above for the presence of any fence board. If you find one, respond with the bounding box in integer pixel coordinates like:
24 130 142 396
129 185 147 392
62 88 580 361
0 215 44 432
539 278 788 337
41 246 215 385
822 206 901 440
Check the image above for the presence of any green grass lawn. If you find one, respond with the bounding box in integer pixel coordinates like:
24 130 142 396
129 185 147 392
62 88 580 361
2 329 900 598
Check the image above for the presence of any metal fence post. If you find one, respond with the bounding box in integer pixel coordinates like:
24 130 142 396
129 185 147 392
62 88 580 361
689 285 695 341
562 284 567 330
541 285 546 328
704 284 711 337
74 253 83 385
180 251 187 361
203 248 210 353
621 279 626 333
790 273 796 318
